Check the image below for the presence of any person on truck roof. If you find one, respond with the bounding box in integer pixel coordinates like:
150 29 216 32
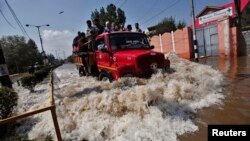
135 23 142 33
120 23 126 31
126 24 132 32
104 21 112 33
86 20 98 51
93 19 104 34
86 20 97 37
111 22 119 32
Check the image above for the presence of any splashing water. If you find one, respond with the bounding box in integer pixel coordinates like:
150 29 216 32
13 53 224 141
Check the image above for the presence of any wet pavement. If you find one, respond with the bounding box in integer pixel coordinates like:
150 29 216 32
180 56 250 141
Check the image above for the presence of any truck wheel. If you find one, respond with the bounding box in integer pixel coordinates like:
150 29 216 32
79 66 86 77
123 73 133 77
99 71 113 82
162 65 170 74
89 65 99 77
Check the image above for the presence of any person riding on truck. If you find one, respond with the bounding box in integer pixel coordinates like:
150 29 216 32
86 20 98 51
78 32 89 76
72 31 81 53
93 19 104 34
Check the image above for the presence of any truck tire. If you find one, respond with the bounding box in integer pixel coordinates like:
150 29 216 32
89 65 99 77
79 66 86 77
123 73 133 77
98 71 113 82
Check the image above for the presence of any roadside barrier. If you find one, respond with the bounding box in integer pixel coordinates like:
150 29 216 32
0 71 62 141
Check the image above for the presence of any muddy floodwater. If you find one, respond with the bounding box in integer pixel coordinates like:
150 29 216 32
8 54 250 141
180 56 250 141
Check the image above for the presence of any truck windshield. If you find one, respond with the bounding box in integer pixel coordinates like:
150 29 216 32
110 33 150 51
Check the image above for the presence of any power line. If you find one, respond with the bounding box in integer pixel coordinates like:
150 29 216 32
114 0 121 7
4 0 30 39
141 0 181 26
0 8 15 29
4 0 28 37
119 0 128 8
138 0 160 21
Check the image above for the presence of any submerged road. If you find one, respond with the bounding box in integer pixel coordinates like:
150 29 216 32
180 56 250 141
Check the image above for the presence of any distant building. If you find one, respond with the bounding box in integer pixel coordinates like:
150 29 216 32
194 0 250 57
149 0 250 59
147 25 158 35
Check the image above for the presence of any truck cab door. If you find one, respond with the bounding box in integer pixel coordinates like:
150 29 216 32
95 38 111 67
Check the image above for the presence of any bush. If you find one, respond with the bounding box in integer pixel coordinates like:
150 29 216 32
0 87 18 119
20 75 37 92
0 87 18 140
20 67 51 91
34 70 48 82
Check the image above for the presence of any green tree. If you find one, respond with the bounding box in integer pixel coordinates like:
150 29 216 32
177 20 186 29
67 55 74 63
116 8 126 25
0 87 18 140
91 3 126 26
46 53 56 65
148 17 186 37
0 36 40 74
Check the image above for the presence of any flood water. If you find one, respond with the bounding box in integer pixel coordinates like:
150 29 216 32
180 56 250 141
8 54 250 141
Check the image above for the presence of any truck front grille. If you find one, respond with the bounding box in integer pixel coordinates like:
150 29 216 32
136 55 164 77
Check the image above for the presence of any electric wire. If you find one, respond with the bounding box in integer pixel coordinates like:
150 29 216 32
138 0 160 21
4 0 30 39
119 0 128 8
0 8 15 29
141 0 181 25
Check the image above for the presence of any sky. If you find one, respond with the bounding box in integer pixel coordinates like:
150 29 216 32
0 0 232 59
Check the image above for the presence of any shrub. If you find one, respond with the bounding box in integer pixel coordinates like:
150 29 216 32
20 75 37 92
0 87 18 119
0 87 18 140
34 70 48 82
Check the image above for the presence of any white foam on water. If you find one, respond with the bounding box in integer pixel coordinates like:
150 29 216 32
13 53 225 141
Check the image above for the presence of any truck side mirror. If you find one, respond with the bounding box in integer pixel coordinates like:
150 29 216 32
150 45 155 49
98 44 108 52
101 47 108 52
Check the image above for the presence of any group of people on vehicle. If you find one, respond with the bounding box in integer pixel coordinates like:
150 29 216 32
72 19 143 76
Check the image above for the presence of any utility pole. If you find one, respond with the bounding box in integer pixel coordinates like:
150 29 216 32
0 44 12 88
190 0 199 62
234 0 241 27
26 24 49 64
55 50 59 59
63 51 66 60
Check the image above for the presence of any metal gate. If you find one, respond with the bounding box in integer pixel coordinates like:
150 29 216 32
196 25 218 57
240 30 250 56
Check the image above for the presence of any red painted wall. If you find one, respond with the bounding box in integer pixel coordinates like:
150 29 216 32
150 27 193 59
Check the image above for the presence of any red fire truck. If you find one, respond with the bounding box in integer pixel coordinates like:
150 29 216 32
74 32 170 81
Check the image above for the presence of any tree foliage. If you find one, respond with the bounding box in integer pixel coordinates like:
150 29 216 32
0 87 18 140
148 17 186 37
91 3 126 26
0 36 42 74
0 87 18 119
67 55 74 63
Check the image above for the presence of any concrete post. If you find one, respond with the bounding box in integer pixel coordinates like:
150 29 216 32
171 31 176 52
159 34 163 53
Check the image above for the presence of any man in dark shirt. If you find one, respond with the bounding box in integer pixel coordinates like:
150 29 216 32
73 31 81 48
135 23 142 32
78 32 90 76
93 19 104 34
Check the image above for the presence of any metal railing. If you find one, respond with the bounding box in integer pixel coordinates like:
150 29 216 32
0 72 62 141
